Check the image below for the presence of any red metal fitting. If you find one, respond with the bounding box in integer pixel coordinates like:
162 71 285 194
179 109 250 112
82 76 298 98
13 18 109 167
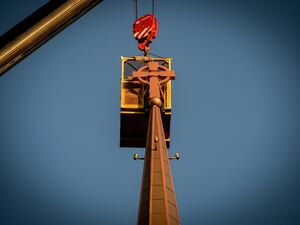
132 14 158 53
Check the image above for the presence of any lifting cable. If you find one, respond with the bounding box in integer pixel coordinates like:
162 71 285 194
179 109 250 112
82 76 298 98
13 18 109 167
152 0 155 15
133 0 138 20
133 0 155 20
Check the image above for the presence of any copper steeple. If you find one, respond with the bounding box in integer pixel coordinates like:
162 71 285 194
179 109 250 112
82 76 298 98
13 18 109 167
133 61 180 225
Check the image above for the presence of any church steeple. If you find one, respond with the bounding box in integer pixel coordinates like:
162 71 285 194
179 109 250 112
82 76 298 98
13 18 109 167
131 60 180 225
137 104 180 225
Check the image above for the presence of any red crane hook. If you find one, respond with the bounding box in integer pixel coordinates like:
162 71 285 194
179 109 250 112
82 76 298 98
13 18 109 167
132 14 158 55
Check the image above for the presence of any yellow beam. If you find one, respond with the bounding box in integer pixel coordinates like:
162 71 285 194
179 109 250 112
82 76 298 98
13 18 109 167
0 0 103 76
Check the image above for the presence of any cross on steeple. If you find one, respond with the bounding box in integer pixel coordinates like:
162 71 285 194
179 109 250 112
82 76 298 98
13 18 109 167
132 60 180 225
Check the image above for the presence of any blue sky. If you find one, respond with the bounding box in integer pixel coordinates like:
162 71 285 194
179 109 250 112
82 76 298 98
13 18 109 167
0 1 300 225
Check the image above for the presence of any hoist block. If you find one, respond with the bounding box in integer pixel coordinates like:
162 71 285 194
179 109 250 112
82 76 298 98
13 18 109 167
132 14 158 52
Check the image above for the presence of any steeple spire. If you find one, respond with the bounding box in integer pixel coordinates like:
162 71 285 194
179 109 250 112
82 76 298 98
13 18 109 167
137 104 180 225
132 60 180 225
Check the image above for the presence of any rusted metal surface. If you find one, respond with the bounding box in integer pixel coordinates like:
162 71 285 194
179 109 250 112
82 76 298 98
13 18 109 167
134 60 180 225
0 0 103 76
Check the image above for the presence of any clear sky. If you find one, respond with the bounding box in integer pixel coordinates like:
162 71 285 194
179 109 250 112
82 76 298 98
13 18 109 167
0 1 300 225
